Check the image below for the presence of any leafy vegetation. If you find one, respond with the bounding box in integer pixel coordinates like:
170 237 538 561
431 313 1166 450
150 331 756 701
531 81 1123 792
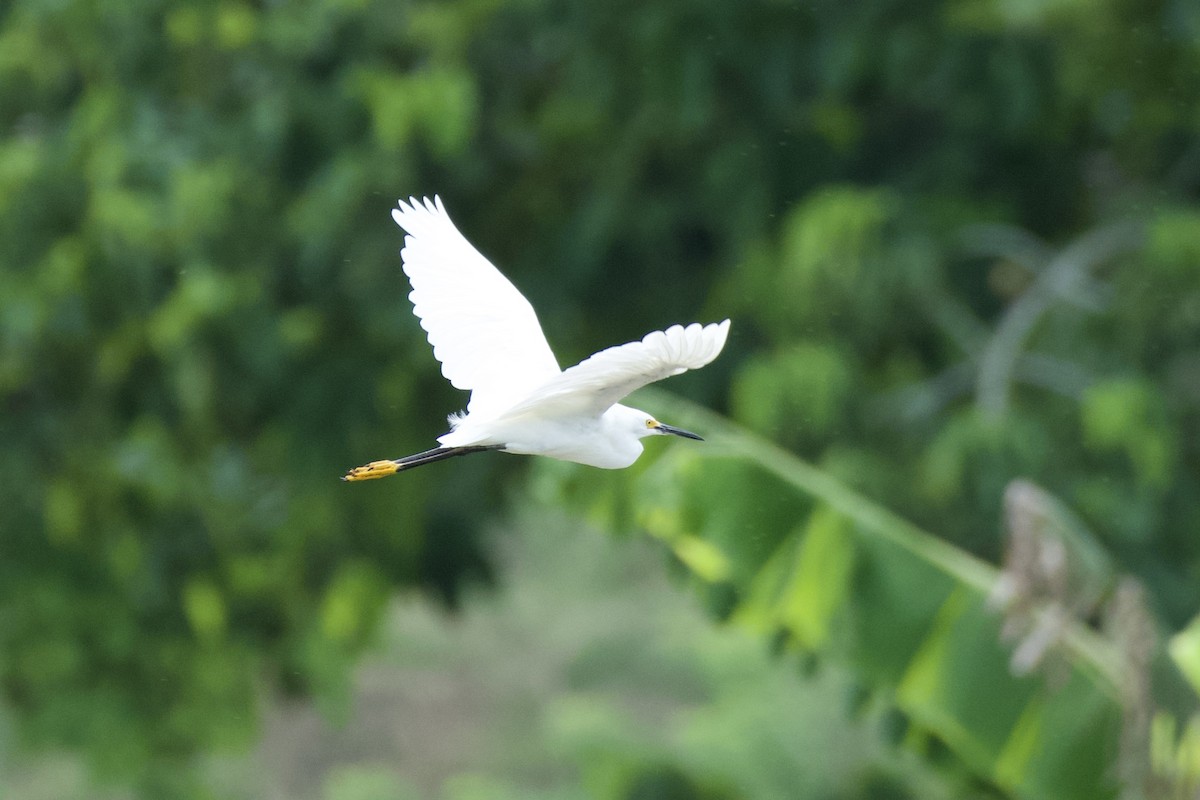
1 0 1199 797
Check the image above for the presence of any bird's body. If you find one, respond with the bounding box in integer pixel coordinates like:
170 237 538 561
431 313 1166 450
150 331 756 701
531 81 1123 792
343 196 729 481
444 403 656 469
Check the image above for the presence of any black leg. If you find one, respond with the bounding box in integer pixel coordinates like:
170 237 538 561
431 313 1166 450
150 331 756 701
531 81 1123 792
343 445 504 481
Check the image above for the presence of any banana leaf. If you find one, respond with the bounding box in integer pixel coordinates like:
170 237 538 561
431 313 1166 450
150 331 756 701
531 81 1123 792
529 389 1196 799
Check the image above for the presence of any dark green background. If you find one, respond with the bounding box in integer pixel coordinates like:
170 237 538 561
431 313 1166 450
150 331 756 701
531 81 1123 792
2 0 1199 797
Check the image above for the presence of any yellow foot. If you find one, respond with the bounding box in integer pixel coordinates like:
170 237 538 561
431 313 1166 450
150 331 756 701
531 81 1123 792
342 460 400 482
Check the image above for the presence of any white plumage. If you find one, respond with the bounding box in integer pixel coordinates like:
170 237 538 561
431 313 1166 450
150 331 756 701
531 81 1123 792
397 196 560 419
343 196 730 480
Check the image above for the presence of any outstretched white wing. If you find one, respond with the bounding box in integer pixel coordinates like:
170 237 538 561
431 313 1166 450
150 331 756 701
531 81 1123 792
504 320 731 419
394 196 561 418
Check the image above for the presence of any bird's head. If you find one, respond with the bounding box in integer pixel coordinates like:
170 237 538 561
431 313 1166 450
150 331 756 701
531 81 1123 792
619 406 703 442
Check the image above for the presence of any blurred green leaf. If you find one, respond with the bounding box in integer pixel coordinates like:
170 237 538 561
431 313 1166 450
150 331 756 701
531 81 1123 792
1081 378 1176 491
533 391 1180 799
182 578 227 641
323 765 419 800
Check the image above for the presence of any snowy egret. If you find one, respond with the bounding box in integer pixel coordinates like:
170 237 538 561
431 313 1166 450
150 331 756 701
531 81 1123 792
343 196 730 481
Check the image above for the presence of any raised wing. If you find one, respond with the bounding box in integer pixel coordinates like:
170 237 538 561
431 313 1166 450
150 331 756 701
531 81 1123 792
503 320 731 419
394 196 561 418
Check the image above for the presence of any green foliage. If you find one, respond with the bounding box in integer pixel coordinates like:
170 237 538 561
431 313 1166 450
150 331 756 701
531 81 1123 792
533 396 1192 799
748 506 857 650
1082 378 1175 491
323 766 420 800
731 342 855 444
267 514 966 800
1172 617 1200 699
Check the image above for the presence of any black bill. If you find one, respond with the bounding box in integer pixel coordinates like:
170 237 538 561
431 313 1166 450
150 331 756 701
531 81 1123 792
658 423 704 441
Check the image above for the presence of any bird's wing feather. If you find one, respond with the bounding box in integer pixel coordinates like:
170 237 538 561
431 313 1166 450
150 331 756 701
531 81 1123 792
503 320 731 419
394 196 561 418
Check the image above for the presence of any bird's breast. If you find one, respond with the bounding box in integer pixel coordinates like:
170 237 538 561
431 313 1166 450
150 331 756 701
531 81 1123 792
490 417 642 469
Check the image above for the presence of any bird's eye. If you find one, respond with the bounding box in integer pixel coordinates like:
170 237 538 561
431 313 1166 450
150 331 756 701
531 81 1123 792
646 419 658 429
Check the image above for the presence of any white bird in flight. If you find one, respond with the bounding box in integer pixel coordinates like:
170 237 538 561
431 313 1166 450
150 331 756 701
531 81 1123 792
343 196 730 481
